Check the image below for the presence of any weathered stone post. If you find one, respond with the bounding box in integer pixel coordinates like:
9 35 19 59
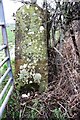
15 3 48 89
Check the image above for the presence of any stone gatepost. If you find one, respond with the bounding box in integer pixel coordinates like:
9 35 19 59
15 3 48 88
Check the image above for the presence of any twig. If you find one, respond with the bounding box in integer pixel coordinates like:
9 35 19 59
22 104 26 118
26 106 43 116
53 47 63 58
57 102 70 118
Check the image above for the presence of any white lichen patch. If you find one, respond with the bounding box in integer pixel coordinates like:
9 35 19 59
29 81 32 83
33 73 42 84
20 65 23 70
22 9 25 14
25 28 28 31
39 26 44 32
28 31 34 35
26 13 29 16
35 7 38 10
38 17 42 21
33 13 37 16
23 64 27 69
26 4 30 9
39 48 41 50
32 66 35 69
33 60 37 64
28 42 32 46
35 46 37 49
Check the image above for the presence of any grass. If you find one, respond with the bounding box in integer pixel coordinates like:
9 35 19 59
7 25 15 44
0 25 15 44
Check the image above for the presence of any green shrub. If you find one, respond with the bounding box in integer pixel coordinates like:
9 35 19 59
51 108 66 120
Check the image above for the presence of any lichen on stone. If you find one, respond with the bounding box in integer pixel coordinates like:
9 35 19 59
15 4 48 84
